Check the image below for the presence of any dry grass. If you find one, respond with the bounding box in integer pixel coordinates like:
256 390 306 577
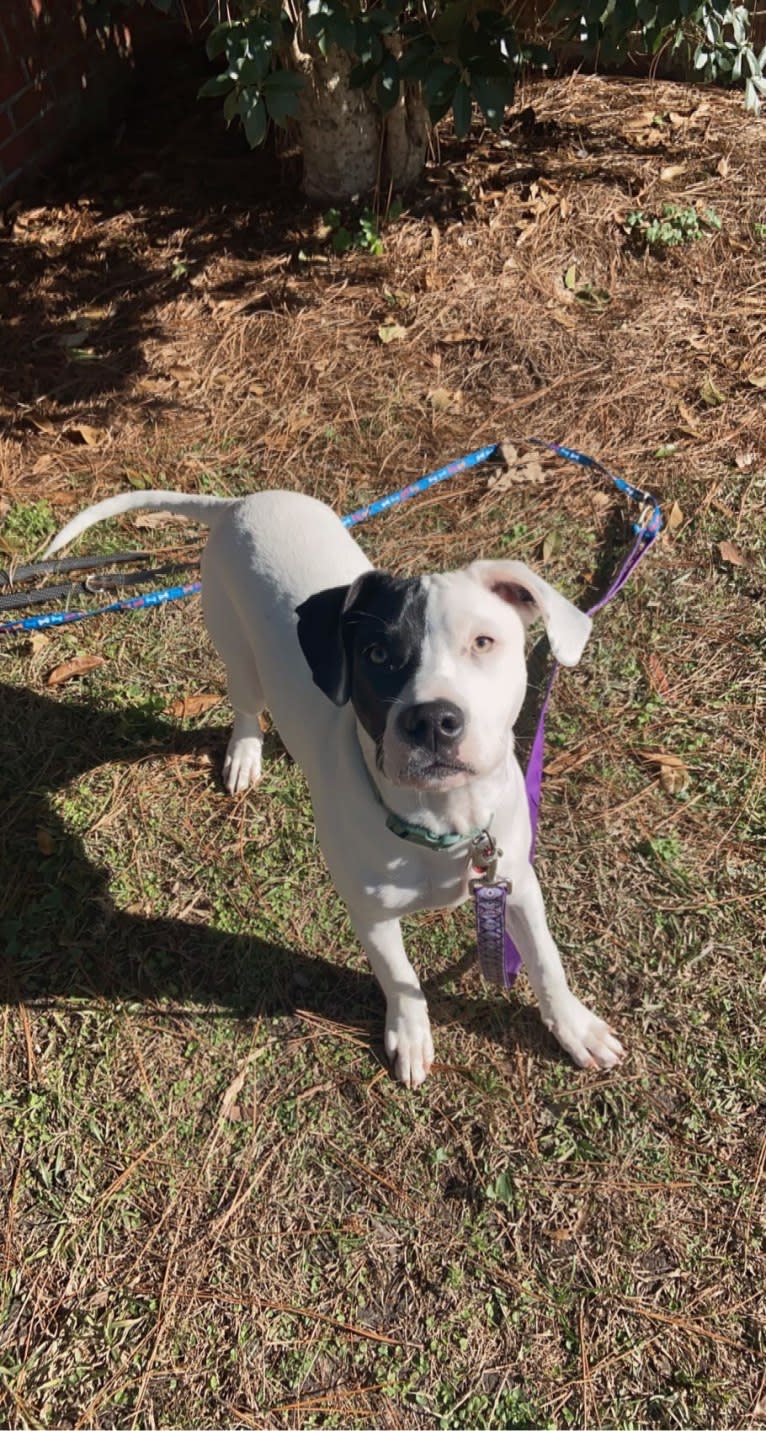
0 61 764 1429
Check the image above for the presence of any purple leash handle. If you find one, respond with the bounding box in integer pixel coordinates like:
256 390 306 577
474 882 522 988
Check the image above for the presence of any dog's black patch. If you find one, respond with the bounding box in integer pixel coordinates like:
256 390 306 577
296 571 427 742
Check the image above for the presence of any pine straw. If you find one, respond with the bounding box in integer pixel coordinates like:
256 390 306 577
0 68 764 1430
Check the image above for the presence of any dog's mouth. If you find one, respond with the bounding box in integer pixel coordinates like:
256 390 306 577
385 752 476 789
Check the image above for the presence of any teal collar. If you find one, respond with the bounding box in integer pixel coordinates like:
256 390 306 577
360 746 485 851
384 808 482 850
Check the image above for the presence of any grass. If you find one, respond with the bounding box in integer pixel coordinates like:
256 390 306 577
1 67 765 1430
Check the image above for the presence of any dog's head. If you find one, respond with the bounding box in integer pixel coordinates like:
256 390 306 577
296 560 591 791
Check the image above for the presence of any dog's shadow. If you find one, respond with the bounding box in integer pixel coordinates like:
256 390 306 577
0 681 550 1072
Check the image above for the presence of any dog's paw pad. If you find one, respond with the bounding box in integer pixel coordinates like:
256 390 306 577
385 1005 434 1089
223 738 263 794
545 997 625 1072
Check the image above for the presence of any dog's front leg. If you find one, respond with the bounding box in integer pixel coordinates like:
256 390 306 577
348 910 434 1088
506 865 625 1071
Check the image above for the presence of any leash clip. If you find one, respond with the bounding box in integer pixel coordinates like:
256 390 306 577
469 829 502 887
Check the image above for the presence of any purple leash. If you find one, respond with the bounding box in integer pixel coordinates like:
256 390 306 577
473 445 663 988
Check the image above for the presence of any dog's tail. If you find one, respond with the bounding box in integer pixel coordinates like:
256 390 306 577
44 491 236 558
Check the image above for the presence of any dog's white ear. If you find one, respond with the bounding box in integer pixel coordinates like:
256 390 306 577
468 559 592 666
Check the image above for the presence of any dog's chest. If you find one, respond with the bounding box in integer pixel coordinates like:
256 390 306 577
370 842 474 916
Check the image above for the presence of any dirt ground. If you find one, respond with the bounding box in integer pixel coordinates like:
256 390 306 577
0 58 764 1429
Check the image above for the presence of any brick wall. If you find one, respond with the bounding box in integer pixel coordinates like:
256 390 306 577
0 1 139 202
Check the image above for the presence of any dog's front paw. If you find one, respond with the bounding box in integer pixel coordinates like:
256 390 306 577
543 994 624 1071
223 737 262 794
384 999 434 1088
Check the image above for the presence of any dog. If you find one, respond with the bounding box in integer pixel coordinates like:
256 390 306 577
46 488 625 1086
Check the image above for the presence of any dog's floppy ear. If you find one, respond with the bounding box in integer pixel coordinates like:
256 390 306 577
468 559 592 666
296 574 369 705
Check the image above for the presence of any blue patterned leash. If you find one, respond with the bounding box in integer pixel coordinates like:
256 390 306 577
0 440 660 635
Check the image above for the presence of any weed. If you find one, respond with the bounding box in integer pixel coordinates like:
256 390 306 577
1 500 56 552
625 203 722 251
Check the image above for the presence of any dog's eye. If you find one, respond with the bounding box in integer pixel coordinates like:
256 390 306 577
365 643 389 666
473 635 495 653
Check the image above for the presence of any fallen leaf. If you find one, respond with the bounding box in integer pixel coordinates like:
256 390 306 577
747 373 766 389
564 263 577 290
734 450 756 471
544 746 596 777
638 750 689 791
47 654 106 686
58 328 91 349
438 329 479 344
676 400 702 436
124 469 152 489
638 750 687 768
717 155 730 178
36 828 55 856
428 386 462 412
700 376 726 407
27 632 49 655
661 765 689 794
659 163 687 182
378 323 407 344
647 653 672 698
542 529 561 562
31 454 55 475
718 539 745 566
487 454 544 492
132 512 189 530
166 692 222 718
667 500 684 533
64 423 108 447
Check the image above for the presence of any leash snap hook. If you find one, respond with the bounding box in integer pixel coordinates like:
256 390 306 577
469 829 502 886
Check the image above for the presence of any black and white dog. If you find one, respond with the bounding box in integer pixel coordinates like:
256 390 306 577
47 489 624 1086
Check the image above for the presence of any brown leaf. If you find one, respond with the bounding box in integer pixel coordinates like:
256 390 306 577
659 163 687 182
36 828 55 856
378 323 407 344
544 747 596 778
63 423 108 447
661 765 689 794
667 500 684 532
747 373 766 390
716 155 730 178
31 454 55 475
734 451 756 471
676 400 702 436
542 529 561 563
718 539 745 566
166 692 222 718
27 632 49 656
428 386 462 412
700 376 726 408
47 654 106 686
638 750 689 791
637 750 687 768
647 653 671 698
438 329 479 344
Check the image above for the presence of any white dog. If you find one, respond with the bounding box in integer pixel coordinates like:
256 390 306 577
47 489 624 1086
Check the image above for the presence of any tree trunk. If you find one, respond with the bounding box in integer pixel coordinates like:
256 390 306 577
294 45 429 202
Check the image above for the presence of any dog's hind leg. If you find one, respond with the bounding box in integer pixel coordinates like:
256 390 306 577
203 583 265 795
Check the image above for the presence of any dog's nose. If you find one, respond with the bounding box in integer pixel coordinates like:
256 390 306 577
398 700 465 752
